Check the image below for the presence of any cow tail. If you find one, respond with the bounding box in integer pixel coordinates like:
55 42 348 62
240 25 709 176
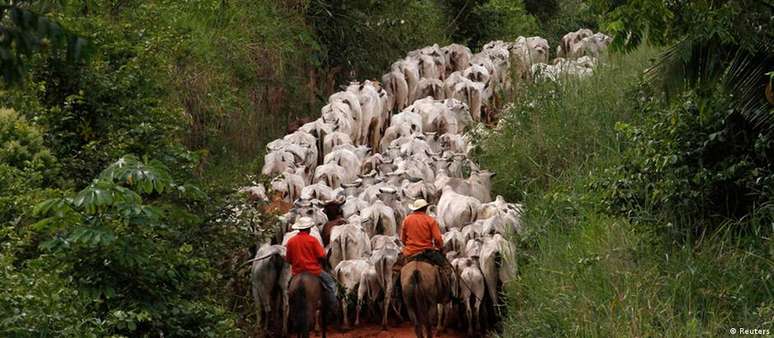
376 213 384 235
317 128 327 165
340 236 347 263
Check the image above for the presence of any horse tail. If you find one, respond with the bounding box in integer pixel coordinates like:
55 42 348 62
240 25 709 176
411 269 424 325
291 280 308 335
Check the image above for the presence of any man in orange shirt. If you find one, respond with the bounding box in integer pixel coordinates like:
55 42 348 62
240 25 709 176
285 217 339 320
394 199 454 302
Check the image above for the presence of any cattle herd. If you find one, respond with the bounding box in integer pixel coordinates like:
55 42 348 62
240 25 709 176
246 28 612 336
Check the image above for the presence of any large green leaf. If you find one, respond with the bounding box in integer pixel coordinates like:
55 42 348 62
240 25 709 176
100 155 173 194
73 179 141 213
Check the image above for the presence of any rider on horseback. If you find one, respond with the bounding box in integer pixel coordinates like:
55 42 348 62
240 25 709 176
393 199 455 302
285 217 339 320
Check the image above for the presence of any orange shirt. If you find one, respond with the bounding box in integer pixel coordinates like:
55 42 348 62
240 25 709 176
285 231 325 276
400 211 443 257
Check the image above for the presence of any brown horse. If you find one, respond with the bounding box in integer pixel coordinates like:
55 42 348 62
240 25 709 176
401 261 442 338
288 272 328 338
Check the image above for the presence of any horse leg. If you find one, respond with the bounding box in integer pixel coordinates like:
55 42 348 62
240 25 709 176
426 302 436 338
282 291 289 337
314 309 320 335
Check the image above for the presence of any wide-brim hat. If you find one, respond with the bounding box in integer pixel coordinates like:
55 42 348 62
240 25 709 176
409 199 429 211
291 217 315 230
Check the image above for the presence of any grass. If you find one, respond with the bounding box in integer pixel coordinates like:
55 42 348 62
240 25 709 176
477 46 774 337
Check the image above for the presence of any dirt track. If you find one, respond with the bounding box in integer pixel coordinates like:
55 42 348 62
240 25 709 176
313 323 467 338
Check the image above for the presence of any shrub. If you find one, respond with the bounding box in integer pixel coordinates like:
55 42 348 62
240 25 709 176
29 155 241 337
0 108 57 175
442 0 538 49
600 90 774 239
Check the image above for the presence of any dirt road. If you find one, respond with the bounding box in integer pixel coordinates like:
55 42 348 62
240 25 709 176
313 323 468 338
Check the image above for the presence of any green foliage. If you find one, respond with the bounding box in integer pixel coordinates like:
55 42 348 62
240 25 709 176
442 0 538 49
537 0 599 53
305 0 450 80
19 155 241 337
595 0 772 54
473 0 539 44
0 1 88 84
476 46 659 201
0 253 102 337
600 90 774 239
480 45 772 337
0 107 56 175
1 8 184 187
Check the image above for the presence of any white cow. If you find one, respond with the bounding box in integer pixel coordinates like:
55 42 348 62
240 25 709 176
452 78 484 123
437 185 480 230
442 43 472 74
342 195 369 219
360 200 397 237
262 150 295 177
300 182 337 202
250 243 287 331
382 69 410 112
456 257 485 336
479 234 516 310
442 227 465 253
370 234 402 251
334 259 371 329
365 246 401 328
323 131 353 157
270 171 305 203
557 28 593 59
416 78 445 100
329 223 371 270
462 221 484 243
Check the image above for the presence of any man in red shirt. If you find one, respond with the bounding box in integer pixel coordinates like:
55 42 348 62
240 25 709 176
394 199 454 302
285 217 338 318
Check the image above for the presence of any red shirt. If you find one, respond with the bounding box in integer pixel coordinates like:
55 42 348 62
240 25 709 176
400 211 443 257
285 231 325 276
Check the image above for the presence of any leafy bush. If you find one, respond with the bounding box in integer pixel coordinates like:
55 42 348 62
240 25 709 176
306 0 450 80
27 155 240 337
600 90 774 239
0 108 57 175
473 0 539 44
442 0 538 49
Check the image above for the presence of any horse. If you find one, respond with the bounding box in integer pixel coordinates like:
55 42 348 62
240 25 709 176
401 260 442 338
288 272 328 338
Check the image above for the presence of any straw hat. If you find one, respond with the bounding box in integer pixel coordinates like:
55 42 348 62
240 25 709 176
291 217 315 230
409 199 429 211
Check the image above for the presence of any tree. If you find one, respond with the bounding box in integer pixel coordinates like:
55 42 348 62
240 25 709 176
0 1 88 84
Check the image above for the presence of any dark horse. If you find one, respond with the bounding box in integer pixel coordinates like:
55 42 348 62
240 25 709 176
401 260 442 338
288 272 327 338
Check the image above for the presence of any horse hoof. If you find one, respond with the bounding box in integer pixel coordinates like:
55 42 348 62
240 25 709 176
381 325 388 331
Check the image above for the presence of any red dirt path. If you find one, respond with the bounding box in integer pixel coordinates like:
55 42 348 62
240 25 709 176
313 323 468 338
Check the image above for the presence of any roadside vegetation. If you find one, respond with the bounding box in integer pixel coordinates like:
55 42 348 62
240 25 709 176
1 0 770 337
476 1 773 336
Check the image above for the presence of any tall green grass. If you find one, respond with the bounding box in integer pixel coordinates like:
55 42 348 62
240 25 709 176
478 47 773 337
